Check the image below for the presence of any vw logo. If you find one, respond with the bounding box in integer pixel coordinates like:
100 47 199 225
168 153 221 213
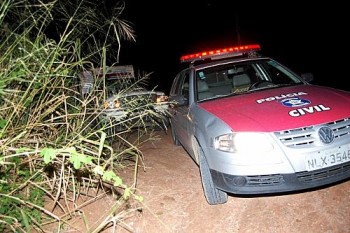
318 126 334 144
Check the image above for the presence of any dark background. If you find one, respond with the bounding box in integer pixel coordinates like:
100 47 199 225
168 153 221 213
114 1 348 93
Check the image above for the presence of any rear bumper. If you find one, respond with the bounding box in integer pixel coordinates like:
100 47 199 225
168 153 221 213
99 107 170 133
101 104 169 121
211 161 350 195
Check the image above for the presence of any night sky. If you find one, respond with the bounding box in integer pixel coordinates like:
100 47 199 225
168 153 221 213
115 1 348 93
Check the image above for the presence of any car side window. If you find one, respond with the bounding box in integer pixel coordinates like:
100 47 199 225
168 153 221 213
171 72 183 95
181 72 190 100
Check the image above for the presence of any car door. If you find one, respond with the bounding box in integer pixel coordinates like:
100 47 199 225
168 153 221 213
169 70 192 149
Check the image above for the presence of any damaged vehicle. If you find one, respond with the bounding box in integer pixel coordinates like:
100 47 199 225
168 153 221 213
79 65 170 135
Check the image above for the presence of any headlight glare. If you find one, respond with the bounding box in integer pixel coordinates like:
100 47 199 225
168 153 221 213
215 132 274 153
214 134 235 152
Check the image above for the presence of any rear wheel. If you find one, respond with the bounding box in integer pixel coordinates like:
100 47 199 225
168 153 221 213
199 147 228 205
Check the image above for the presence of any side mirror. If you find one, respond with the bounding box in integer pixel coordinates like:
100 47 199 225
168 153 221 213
177 96 189 106
169 96 189 108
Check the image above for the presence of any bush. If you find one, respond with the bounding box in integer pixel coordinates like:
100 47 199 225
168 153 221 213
0 0 156 231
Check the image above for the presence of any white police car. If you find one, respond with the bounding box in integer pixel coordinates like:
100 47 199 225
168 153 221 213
169 44 350 205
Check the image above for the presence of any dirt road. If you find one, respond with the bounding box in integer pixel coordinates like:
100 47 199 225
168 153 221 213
120 130 350 233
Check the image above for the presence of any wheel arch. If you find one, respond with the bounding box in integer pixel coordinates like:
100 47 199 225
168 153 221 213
191 127 210 165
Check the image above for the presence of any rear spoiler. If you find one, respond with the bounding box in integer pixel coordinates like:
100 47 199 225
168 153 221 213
93 65 135 78
79 65 135 96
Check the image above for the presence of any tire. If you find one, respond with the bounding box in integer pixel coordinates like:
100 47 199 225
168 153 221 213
171 124 181 146
199 147 228 205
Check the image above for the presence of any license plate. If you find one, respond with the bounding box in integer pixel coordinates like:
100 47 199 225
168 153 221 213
305 144 350 171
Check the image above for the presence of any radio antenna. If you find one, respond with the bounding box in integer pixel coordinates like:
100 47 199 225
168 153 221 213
235 10 241 45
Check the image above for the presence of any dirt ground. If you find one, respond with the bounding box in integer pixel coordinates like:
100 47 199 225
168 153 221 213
59 129 350 233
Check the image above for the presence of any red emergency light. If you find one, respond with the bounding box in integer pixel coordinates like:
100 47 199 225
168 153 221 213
180 44 261 63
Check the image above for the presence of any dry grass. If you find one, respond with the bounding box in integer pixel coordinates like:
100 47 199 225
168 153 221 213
0 1 162 232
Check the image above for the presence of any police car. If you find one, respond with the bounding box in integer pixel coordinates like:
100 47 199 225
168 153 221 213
168 44 350 205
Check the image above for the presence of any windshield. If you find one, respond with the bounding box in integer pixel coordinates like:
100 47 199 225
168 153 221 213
195 58 305 101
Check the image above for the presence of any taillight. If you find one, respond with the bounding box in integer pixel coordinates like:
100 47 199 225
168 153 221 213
114 100 121 108
104 100 122 109
103 101 110 109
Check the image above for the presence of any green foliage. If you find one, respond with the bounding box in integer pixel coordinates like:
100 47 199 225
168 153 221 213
0 117 6 129
40 147 57 164
0 163 45 232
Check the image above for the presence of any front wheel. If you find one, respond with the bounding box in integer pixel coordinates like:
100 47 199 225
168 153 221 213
199 147 228 205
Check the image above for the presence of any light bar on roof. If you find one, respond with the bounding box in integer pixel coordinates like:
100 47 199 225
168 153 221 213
180 44 261 63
